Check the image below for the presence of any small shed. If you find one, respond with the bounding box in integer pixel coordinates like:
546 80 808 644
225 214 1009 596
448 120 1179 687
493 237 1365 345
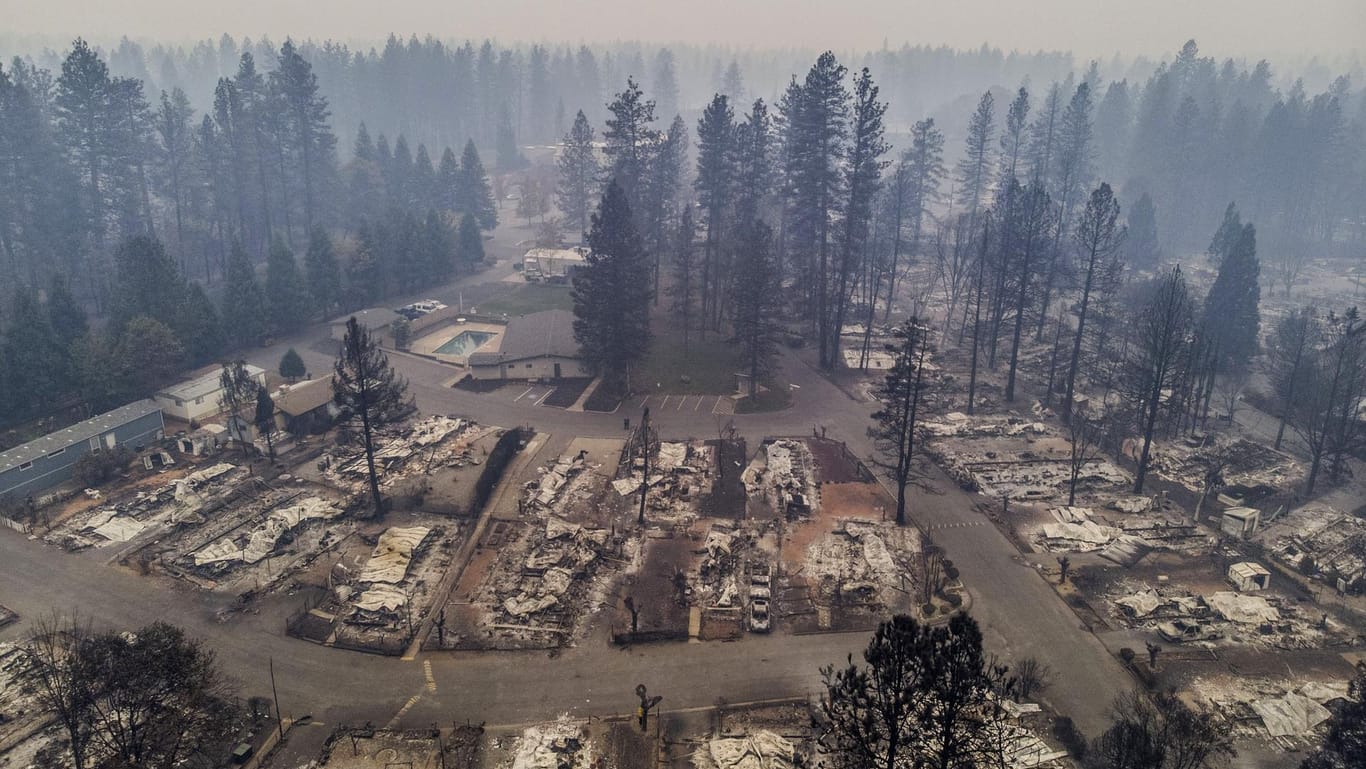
1228 561 1271 591
330 308 401 341
1221 507 1260 538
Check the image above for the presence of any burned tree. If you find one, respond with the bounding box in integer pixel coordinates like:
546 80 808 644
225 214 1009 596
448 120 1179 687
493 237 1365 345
1064 182 1125 423
1269 307 1318 450
1287 308 1366 496
819 613 1010 769
1091 691 1234 769
28 618 240 769
333 317 411 515
1129 267 1195 494
871 318 933 526
1066 413 1108 506
218 360 260 452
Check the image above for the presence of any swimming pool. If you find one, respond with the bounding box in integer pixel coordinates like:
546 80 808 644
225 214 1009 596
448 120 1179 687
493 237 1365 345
435 330 495 356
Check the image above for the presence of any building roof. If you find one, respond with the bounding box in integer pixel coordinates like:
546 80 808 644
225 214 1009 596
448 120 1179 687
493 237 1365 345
156 364 265 403
468 309 580 366
330 307 401 330
274 378 335 417
0 400 162 474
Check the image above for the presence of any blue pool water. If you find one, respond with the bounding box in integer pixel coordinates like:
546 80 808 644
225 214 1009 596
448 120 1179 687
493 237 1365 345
436 330 495 356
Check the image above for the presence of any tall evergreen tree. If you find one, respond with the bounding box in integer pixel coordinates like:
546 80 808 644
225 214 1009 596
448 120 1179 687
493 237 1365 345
272 39 336 233
304 227 342 316
454 139 497 230
333 316 411 515
3 290 72 419
785 52 848 366
1130 266 1195 493
956 90 996 223
694 94 735 329
602 77 659 209
1063 183 1124 422
1200 222 1261 370
668 208 698 356
998 86 1031 186
730 219 783 398
1125 193 1161 271
557 110 600 237
46 274 89 346
221 241 268 347
830 67 890 368
455 213 485 266
179 282 226 366
871 318 933 525
266 236 310 334
111 234 184 333
571 181 652 390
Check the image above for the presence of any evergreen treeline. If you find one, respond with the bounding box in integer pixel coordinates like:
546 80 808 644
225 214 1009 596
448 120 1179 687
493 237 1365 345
0 38 498 430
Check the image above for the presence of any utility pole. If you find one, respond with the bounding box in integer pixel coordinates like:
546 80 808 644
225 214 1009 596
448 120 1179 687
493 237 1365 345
635 683 662 732
269 657 284 740
637 406 651 525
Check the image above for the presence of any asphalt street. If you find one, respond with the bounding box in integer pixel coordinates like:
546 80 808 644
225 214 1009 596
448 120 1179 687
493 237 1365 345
0 262 1131 740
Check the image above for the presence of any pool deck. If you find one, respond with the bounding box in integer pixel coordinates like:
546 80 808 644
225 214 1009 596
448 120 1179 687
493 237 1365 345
410 320 505 365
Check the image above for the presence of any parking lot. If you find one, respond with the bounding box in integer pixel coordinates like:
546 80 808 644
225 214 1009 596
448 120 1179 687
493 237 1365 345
636 393 734 415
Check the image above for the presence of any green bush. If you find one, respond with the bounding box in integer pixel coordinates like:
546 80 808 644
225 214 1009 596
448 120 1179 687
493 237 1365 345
72 446 134 487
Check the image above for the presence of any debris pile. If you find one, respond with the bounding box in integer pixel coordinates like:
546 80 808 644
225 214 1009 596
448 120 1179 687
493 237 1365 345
617 441 719 524
347 526 434 624
1107 581 1351 649
191 496 340 567
1259 505 1366 593
510 717 594 769
743 440 818 519
804 521 922 610
47 462 245 550
324 416 485 493
699 730 794 769
1030 505 1206 558
1185 676 1351 746
1149 437 1301 497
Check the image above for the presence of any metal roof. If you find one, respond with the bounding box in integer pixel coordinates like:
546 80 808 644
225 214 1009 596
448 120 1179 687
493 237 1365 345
468 309 580 366
156 364 265 402
0 400 162 474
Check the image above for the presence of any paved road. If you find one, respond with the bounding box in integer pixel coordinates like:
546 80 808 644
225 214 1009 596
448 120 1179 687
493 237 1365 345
0 261 1130 740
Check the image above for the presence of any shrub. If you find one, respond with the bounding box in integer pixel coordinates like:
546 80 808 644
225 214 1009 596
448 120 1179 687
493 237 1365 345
921 603 937 617
72 446 134 487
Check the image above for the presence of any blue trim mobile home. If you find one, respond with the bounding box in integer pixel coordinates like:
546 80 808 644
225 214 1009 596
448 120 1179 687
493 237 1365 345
0 400 165 501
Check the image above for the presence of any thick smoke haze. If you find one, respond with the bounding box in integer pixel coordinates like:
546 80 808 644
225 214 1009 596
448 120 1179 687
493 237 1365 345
4 0 1362 58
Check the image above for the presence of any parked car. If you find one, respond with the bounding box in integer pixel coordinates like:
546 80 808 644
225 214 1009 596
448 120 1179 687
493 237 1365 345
749 596 771 633
1156 619 1222 643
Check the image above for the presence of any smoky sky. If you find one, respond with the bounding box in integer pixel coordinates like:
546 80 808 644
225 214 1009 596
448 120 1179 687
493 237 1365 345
4 0 1362 58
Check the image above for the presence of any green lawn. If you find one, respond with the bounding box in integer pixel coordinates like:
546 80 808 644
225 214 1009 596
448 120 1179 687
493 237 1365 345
631 327 740 394
477 283 574 316
735 386 793 413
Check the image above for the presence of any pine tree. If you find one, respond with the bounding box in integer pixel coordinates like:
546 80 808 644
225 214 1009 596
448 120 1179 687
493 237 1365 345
1200 222 1261 370
46 274 89 346
221 241 268 347
1063 183 1124 422
652 49 680 125
272 40 336 233
495 107 528 171
56 39 114 245
179 282 226 366
998 86 1031 186
1207 202 1242 265
333 316 411 515
642 114 687 303
455 140 497 230
3 290 72 419
871 319 934 525
116 317 185 400
668 208 698 356
1130 266 1195 493
279 347 306 381
571 181 652 391
602 77 659 209
557 110 600 237
304 228 341 316
830 67 889 368
436 146 459 211
956 90 996 222
154 87 195 257
786 52 848 367
730 219 782 398
266 236 310 334
111 234 185 333
694 94 735 330
455 213 485 266
1125 193 1160 271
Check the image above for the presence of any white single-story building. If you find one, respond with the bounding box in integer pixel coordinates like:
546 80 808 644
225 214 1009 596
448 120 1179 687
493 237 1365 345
330 307 402 341
1220 507 1260 538
155 364 267 423
467 309 590 381
1228 561 1271 592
